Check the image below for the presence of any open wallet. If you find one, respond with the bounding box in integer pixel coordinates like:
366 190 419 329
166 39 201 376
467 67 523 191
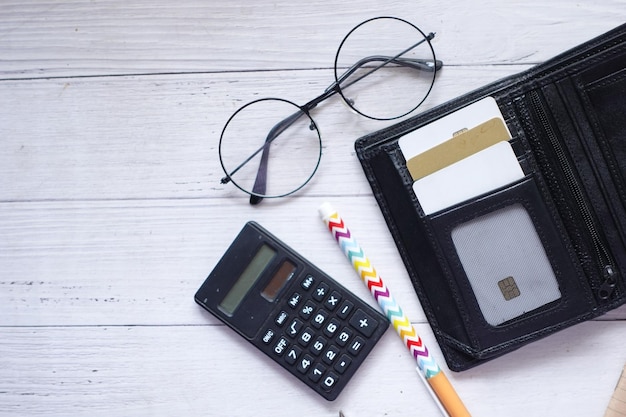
354 23 626 371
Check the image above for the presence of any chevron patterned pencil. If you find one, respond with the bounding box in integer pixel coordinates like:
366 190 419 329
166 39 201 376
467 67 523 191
319 203 471 417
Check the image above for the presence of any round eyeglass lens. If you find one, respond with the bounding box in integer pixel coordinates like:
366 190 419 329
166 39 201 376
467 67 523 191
218 98 322 199
334 16 438 120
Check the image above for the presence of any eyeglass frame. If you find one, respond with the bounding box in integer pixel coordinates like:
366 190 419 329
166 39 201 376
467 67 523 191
218 16 443 204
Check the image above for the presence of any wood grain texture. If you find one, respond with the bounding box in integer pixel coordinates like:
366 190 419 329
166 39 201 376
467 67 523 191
0 66 525 202
1 1 626 416
1 322 626 417
1 0 625 78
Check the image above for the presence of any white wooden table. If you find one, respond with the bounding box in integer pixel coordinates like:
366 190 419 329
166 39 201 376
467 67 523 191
2 2 626 416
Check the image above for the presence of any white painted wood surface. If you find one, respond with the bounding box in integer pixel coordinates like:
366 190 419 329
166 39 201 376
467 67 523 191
1 1 626 416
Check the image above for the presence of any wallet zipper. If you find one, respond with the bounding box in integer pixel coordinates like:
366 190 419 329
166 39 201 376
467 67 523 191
529 90 617 300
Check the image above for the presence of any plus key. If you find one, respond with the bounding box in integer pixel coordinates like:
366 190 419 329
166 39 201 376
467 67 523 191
348 308 379 337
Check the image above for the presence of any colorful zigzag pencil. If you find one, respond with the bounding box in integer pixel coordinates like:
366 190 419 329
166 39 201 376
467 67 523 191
319 203 471 417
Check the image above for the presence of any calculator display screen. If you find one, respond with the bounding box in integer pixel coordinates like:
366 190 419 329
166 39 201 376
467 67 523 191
219 244 276 315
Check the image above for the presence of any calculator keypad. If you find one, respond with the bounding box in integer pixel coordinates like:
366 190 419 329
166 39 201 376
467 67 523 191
257 273 388 401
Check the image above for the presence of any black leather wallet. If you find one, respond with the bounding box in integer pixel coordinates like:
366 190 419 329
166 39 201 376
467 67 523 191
355 23 626 371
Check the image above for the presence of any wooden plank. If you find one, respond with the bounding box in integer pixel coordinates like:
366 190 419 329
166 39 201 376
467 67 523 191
0 197 423 325
2 197 625 325
1 1 624 78
0 66 525 202
0 321 624 417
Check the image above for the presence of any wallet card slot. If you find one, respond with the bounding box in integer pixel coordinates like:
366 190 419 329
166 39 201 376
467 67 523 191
577 65 626 236
366 145 476 348
553 64 626 254
516 88 621 302
425 175 593 355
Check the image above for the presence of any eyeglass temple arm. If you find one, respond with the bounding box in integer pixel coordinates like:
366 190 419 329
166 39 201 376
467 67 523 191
326 32 442 93
244 79 344 204
220 109 305 183
328 56 442 93
249 109 310 204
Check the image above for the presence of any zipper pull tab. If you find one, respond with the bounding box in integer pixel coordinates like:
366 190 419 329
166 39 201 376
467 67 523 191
598 265 617 300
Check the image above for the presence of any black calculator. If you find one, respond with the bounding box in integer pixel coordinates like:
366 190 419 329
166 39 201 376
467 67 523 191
195 221 388 401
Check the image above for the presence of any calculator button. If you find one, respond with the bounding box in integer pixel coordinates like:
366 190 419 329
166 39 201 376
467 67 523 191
336 327 353 347
286 318 304 338
312 282 329 301
337 300 354 319
298 327 315 347
285 345 302 365
301 274 315 290
323 345 340 365
299 300 316 320
287 293 302 308
297 354 314 374
322 372 339 391
273 337 289 356
275 311 289 327
323 318 340 338
324 291 342 310
349 308 379 337
310 336 327 356
261 329 275 345
348 336 365 356
311 310 328 329
334 354 352 374
309 363 326 382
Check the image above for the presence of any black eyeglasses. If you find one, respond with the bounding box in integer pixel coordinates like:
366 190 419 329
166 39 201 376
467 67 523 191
218 16 442 204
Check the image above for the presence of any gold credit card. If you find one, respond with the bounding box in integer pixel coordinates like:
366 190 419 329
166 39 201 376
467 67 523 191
406 117 511 181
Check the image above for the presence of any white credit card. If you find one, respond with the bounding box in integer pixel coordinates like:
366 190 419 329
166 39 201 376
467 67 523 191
413 141 524 215
398 96 510 161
